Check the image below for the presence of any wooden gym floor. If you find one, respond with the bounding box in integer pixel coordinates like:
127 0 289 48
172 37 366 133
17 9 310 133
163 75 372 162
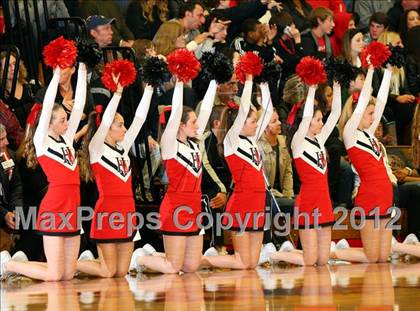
1 261 420 310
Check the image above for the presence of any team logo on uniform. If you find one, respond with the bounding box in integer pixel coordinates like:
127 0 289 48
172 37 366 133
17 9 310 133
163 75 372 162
316 151 327 169
250 147 261 166
370 138 381 157
116 157 130 176
191 151 201 171
61 147 75 165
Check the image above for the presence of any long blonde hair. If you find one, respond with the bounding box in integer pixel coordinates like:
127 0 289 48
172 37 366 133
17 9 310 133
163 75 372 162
140 0 168 23
377 31 406 91
153 21 184 56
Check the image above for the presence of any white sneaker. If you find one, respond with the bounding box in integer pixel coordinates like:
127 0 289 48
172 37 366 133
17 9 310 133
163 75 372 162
279 241 295 252
258 243 276 265
336 239 350 250
142 244 156 256
0 251 12 280
203 247 218 257
78 250 95 261
403 234 419 245
390 236 402 260
130 248 147 273
79 292 95 304
11 251 28 262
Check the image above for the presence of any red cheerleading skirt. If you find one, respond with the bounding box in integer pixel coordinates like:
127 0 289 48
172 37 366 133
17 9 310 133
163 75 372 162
90 195 137 243
159 192 202 236
222 190 266 231
354 179 393 219
36 184 81 236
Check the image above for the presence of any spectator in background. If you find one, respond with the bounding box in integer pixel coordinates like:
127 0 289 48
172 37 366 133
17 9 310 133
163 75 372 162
87 15 116 48
0 124 23 252
375 31 416 145
341 29 365 67
232 18 277 62
0 100 24 151
388 0 420 32
301 7 335 59
270 11 304 92
405 26 420 96
363 12 389 44
355 0 395 30
399 9 420 46
154 0 220 55
0 52 35 128
126 0 168 40
79 1 134 47
330 5 354 55
282 0 313 31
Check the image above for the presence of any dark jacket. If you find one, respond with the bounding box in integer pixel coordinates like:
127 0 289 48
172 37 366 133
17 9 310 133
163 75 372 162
301 30 333 60
0 150 23 227
79 1 134 46
126 1 165 40
0 100 24 151
213 1 267 44
406 55 420 96
282 0 312 32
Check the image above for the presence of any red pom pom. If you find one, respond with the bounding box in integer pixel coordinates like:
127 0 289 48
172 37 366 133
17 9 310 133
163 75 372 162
360 41 391 68
43 36 77 69
167 49 201 83
296 56 327 86
234 52 263 84
101 59 137 92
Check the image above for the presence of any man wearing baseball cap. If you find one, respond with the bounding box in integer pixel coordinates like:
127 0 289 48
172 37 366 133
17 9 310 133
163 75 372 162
87 15 117 48
80 0 134 47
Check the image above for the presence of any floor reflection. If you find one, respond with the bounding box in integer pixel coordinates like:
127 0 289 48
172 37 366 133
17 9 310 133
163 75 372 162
2 262 420 310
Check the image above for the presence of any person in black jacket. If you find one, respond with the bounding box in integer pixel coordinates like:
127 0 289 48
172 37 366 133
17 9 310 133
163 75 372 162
301 6 335 60
0 124 23 251
126 0 168 40
270 11 304 94
282 0 312 32
405 26 420 97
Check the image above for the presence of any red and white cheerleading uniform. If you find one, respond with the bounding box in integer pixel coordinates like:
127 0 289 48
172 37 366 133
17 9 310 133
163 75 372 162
89 86 153 243
222 81 273 231
343 69 393 218
34 65 87 236
159 80 217 235
291 84 341 228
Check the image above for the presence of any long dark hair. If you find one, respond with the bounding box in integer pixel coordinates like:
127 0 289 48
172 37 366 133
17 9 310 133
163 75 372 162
77 111 99 182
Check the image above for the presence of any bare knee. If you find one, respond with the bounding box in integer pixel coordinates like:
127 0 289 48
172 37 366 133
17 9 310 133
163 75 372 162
365 253 379 263
100 266 117 278
62 271 76 281
114 271 128 278
182 263 200 273
316 258 329 266
46 270 64 282
166 261 182 274
303 253 317 266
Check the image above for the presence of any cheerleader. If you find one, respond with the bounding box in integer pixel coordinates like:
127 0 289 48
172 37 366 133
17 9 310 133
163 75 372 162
269 78 342 265
333 63 393 263
202 75 273 270
75 70 153 277
131 75 217 274
0 63 87 281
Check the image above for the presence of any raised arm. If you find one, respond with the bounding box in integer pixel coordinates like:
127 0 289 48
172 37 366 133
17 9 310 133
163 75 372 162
254 82 273 141
343 68 374 144
160 80 184 160
121 85 154 151
66 63 87 141
89 90 123 162
369 67 392 133
291 85 316 153
197 80 217 139
224 77 252 155
318 82 342 144
33 68 61 154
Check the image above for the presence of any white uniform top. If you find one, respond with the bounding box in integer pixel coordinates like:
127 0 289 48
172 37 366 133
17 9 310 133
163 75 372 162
33 63 87 170
291 83 342 174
